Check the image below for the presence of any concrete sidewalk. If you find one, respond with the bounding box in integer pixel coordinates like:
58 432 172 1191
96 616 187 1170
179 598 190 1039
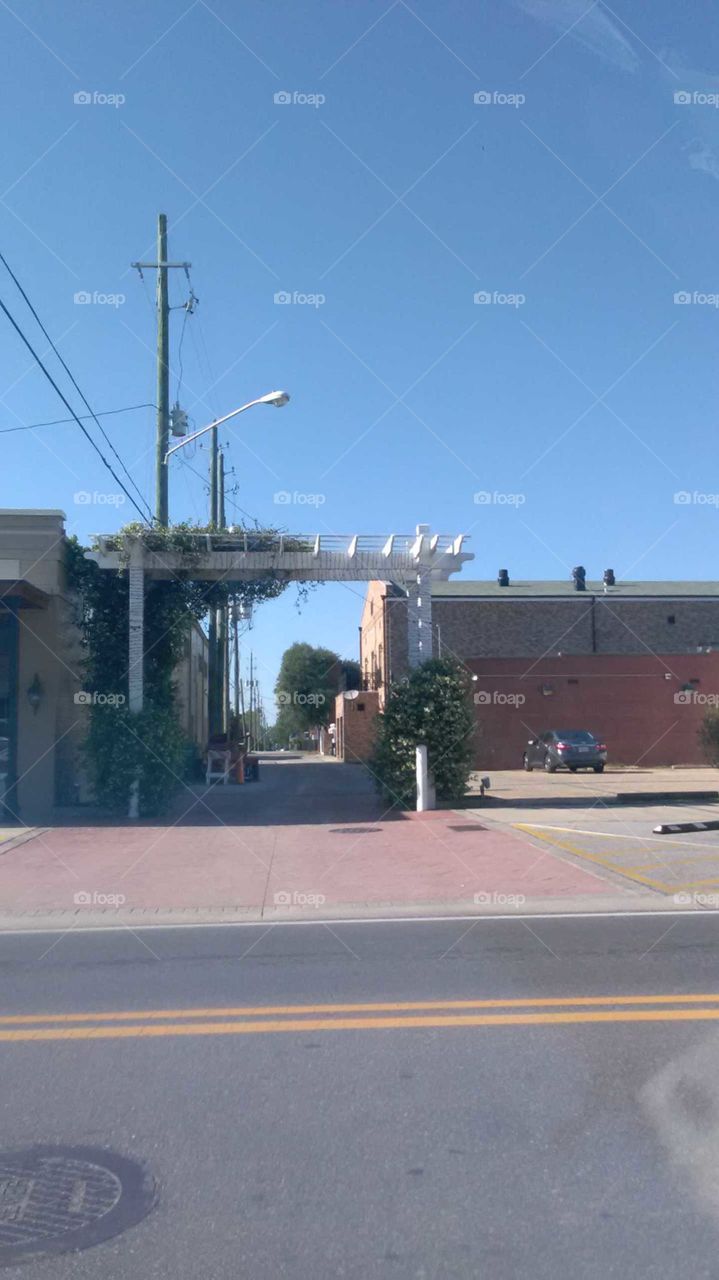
0 759 656 928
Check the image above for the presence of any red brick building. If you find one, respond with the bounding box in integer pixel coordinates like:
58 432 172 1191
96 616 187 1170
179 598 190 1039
360 575 719 769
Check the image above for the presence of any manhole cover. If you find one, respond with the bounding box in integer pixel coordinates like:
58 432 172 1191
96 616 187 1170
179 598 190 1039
0 1146 156 1265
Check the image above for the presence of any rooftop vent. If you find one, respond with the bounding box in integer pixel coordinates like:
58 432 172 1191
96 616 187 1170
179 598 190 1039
572 565 586 591
603 568 616 587
497 569 510 587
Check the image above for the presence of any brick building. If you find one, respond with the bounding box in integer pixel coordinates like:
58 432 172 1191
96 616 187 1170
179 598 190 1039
359 575 719 769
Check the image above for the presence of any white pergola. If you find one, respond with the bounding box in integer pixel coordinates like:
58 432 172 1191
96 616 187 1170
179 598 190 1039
87 526 473 715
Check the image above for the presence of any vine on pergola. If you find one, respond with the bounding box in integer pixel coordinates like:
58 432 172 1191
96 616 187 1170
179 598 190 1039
65 523 310 814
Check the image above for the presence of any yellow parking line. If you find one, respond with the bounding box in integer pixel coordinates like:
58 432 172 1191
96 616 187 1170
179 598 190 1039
4 1007 719 1041
4 992 719 1026
514 824 674 891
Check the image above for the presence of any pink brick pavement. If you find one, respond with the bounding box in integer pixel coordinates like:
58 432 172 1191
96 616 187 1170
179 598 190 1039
0 762 615 919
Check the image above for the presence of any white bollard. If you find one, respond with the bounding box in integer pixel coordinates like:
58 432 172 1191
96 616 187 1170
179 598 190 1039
416 744 436 811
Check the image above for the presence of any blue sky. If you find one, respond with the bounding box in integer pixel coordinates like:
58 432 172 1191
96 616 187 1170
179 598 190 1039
2 0 719 718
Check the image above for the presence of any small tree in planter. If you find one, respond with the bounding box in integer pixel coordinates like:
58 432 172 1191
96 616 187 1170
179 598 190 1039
371 658 475 807
699 708 719 766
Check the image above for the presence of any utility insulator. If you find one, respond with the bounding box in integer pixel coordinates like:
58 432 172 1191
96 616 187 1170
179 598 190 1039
170 403 188 437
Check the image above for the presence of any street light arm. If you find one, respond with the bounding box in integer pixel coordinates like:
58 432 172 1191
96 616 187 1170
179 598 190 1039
163 391 289 462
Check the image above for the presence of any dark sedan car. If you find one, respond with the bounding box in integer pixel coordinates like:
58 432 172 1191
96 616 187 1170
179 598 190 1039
523 729 607 773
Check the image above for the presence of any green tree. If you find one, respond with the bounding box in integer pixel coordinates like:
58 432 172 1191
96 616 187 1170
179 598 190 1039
275 643 360 734
370 658 475 807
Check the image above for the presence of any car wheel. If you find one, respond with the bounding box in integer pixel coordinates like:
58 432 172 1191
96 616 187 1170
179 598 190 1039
569 766 577 773
593 764 604 773
523 754 533 772
544 756 557 774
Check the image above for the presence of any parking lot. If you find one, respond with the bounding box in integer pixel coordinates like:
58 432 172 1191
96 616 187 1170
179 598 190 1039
475 768 719 900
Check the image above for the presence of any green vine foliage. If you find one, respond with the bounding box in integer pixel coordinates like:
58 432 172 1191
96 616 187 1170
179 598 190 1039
65 525 294 816
370 658 475 807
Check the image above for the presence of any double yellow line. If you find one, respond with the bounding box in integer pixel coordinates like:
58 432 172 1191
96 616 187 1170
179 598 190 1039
2 994 719 1041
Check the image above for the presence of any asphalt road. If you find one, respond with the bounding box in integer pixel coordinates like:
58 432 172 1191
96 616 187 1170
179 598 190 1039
3 915 719 1277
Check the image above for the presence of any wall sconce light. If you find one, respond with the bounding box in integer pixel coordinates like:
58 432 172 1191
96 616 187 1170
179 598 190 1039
27 673 44 715
541 682 554 697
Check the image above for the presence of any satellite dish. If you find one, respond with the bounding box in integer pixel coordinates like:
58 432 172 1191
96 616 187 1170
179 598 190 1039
343 689 360 700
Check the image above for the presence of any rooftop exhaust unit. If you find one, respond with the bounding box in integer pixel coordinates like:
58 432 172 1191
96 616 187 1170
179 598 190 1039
603 568 616 587
572 565 586 591
497 569 510 587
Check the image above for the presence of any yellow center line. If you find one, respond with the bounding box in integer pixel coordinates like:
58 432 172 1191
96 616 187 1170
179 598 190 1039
4 1007 719 1041
4 993 719 1025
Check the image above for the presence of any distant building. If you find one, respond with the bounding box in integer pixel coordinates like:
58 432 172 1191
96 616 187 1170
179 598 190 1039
360 575 719 768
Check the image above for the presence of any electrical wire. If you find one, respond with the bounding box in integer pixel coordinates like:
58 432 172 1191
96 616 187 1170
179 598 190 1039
0 293 151 523
0 250 152 521
0 402 156 434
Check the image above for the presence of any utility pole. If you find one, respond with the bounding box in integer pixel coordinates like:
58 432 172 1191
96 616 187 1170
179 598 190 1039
131 213 191 526
155 214 169 525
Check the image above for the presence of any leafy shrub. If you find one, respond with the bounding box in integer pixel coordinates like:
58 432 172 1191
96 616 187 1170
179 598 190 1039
84 700 190 817
700 708 719 766
370 658 475 807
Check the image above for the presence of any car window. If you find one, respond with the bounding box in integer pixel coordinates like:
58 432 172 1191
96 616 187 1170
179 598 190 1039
556 730 595 743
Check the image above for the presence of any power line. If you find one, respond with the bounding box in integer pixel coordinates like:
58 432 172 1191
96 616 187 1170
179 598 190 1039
0 251 152 521
0 402 156 435
0 293 151 523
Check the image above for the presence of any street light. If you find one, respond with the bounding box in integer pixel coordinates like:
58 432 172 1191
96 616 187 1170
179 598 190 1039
163 390 290 462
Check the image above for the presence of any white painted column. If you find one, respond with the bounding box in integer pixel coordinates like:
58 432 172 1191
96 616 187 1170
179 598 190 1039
407 567 433 669
127 541 144 819
416 744 435 811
